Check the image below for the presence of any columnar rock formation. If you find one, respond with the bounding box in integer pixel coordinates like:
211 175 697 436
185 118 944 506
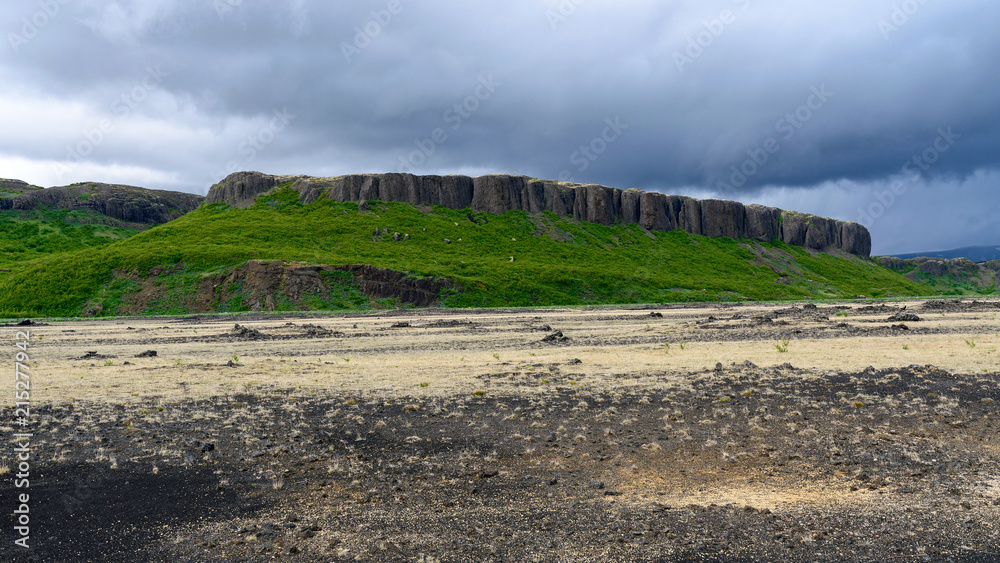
207 171 872 257
0 182 204 227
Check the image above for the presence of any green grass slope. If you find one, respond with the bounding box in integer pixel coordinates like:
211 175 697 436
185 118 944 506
0 189 934 317
0 208 139 270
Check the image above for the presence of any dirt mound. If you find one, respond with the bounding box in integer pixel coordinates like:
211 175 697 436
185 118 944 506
919 299 1000 312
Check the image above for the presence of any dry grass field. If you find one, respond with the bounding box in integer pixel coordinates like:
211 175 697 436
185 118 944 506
3 298 999 561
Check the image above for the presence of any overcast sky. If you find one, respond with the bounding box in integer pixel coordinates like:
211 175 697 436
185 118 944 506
2 0 998 254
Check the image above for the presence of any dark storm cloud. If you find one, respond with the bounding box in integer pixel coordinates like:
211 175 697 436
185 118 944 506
1 0 998 253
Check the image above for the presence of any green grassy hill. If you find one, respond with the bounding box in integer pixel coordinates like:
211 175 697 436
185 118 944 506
0 208 139 270
0 187 935 318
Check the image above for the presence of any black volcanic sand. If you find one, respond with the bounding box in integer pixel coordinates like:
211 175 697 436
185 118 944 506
3 362 1000 561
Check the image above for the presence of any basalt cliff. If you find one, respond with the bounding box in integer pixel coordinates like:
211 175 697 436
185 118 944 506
208 171 872 257
0 180 204 228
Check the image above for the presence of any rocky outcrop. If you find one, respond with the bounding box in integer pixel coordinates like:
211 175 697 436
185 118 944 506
207 171 872 257
0 178 41 194
197 261 453 311
0 181 203 228
877 256 1000 293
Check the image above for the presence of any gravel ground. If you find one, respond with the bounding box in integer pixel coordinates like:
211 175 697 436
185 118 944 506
2 300 999 561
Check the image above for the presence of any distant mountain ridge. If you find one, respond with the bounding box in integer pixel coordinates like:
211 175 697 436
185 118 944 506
208 171 873 257
891 246 1000 263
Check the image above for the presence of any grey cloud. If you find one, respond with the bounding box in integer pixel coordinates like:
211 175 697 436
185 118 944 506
1 0 997 252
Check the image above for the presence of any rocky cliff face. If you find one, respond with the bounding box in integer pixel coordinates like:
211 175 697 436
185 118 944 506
0 178 42 194
0 181 204 228
207 171 872 257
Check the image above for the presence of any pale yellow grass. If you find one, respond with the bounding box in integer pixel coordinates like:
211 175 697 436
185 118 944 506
10 300 999 404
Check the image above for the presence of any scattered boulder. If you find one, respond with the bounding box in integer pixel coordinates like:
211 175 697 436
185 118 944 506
301 323 335 337
79 351 114 360
541 330 571 343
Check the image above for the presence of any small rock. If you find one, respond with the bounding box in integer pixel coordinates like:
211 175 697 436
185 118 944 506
649 312 663 318
480 469 498 479
588 480 605 489
404 234 410 240
567 358 582 365
393 232 401 241
541 330 570 343
715 362 724 372
135 350 157 358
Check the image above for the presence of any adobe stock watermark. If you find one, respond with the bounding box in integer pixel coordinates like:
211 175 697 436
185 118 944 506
213 0 243 20
856 127 959 226
674 0 751 73
341 0 412 63
546 0 589 31
8 0 70 53
396 75 500 173
210 107 296 183
715 84 834 194
878 0 931 40
52 65 169 179
557 117 629 183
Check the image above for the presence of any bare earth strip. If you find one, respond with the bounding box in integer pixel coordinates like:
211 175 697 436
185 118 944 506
2 299 999 561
